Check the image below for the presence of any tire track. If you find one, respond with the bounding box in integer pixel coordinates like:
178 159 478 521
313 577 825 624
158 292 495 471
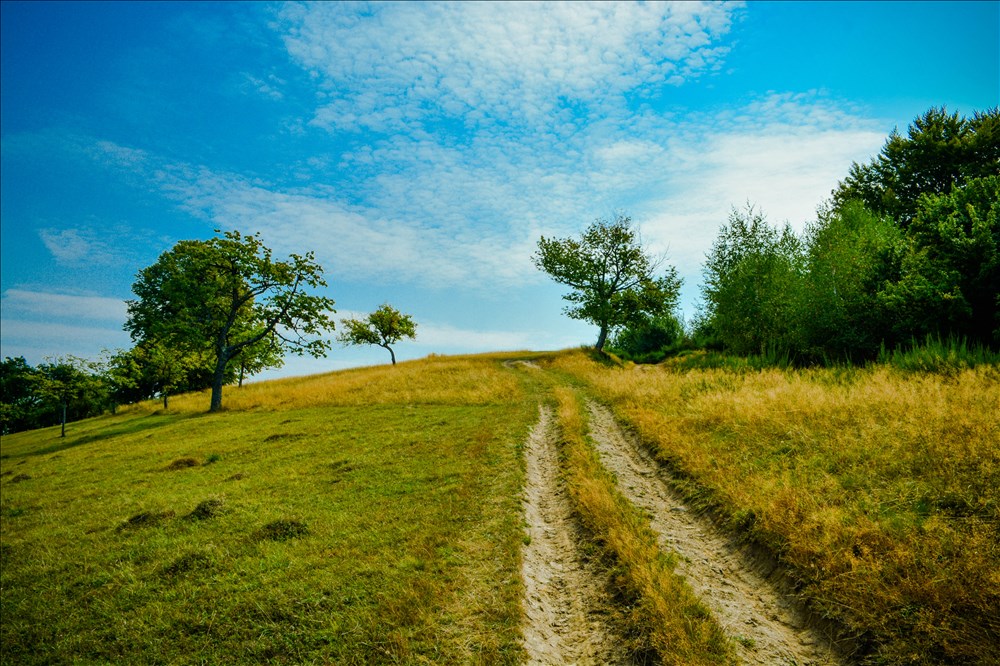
585 400 845 665
520 405 630 665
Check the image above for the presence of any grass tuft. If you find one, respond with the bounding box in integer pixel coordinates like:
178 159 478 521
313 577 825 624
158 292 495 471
165 457 199 470
117 510 176 531
256 518 309 542
186 498 224 521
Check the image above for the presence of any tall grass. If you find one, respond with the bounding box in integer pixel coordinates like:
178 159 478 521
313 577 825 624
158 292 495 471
877 333 1000 373
552 386 734 664
551 351 1000 665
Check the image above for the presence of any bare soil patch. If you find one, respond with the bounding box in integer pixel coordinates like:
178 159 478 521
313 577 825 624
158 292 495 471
520 405 631 665
585 400 846 666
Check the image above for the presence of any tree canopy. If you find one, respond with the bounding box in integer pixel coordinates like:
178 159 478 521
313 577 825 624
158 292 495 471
534 214 681 351
125 230 336 411
338 304 417 365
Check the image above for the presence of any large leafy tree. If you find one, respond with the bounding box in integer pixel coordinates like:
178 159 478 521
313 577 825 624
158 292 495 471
534 214 681 351
338 304 417 365
126 230 336 412
701 205 804 356
834 107 999 227
798 201 905 360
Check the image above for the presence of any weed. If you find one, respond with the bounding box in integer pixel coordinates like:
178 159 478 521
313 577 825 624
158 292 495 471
204 453 222 464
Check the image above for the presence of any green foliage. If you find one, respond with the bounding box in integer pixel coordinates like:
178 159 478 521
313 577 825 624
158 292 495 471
337 304 417 365
834 107 1000 227
534 213 682 351
697 108 998 366
700 204 804 357
882 175 1000 345
1 356 108 435
126 230 336 411
608 312 685 363
798 201 905 361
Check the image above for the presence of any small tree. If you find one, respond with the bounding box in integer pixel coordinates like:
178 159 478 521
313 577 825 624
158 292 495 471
126 230 336 412
34 356 106 437
534 214 681 351
338 304 417 365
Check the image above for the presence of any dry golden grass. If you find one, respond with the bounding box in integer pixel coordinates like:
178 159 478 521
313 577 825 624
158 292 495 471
553 385 734 664
118 354 527 416
551 351 1000 665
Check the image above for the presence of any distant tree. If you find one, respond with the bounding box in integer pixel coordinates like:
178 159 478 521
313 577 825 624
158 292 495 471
232 332 285 387
126 230 336 412
1 357 42 434
534 214 681 351
338 304 417 365
34 357 107 437
608 312 686 363
878 175 1000 345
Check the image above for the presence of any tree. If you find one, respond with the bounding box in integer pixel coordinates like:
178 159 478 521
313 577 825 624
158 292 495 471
338 304 417 365
34 357 107 437
700 205 804 356
878 175 1000 345
126 230 336 412
534 214 681 351
833 107 1000 228
798 201 905 360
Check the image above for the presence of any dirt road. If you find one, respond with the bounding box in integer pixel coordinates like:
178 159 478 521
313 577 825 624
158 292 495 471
520 405 630 665
585 400 845 665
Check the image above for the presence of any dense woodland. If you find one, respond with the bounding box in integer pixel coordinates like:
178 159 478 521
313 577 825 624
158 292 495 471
2 107 998 434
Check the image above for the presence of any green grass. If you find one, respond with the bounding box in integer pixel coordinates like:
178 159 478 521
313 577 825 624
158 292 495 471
1 357 537 665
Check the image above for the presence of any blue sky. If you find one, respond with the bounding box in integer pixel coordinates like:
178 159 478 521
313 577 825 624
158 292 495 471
2 1 997 378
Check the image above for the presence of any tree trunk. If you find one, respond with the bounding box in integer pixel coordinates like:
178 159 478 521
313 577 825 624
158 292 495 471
595 324 609 352
387 345 397 365
163 393 169 409
209 353 229 413
60 400 67 438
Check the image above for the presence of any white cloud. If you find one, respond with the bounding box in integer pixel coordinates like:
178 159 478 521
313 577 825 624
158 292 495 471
279 1 742 132
1 289 128 322
38 228 117 265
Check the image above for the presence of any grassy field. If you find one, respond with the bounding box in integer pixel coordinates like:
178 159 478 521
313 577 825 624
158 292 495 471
1 356 537 665
551 351 1000 665
3 350 997 664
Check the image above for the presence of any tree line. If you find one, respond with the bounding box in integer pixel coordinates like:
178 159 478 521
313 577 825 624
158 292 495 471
4 106 994 434
538 107 998 365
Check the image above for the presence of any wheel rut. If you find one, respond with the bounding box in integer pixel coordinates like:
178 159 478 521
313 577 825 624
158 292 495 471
585 400 846 665
520 405 630 665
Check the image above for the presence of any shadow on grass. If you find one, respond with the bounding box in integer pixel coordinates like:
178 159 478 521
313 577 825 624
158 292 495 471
2 413 205 459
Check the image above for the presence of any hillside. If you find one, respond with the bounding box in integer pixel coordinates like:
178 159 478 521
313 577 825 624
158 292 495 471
2 351 997 665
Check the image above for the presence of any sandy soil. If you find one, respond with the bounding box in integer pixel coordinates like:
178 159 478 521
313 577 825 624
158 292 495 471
585 400 846 665
520 405 631 665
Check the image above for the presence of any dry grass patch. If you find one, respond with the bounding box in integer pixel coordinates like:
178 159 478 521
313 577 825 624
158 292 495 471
552 351 1000 665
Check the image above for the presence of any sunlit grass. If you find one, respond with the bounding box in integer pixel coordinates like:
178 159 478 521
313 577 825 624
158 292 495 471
551 350 1000 665
1 355 537 665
